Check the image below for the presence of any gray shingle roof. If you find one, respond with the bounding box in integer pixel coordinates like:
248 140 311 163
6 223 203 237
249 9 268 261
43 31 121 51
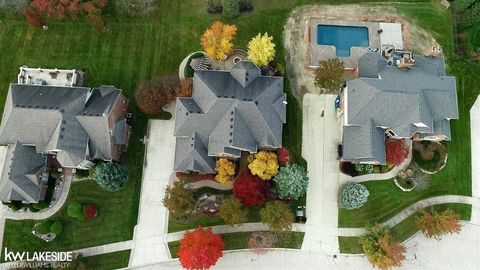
0 84 124 168
343 52 458 164
174 61 286 173
0 143 46 203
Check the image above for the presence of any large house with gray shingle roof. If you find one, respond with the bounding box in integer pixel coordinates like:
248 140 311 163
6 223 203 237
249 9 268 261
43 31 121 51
341 52 458 164
0 83 129 203
174 60 286 173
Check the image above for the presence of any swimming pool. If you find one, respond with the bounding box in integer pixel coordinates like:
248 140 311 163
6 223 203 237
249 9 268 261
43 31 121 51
317 25 369 57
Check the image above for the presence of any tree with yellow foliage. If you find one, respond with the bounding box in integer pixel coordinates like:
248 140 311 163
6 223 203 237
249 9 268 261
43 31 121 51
215 158 236 185
200 21 237 61
247 33 276 67
248 151 279 180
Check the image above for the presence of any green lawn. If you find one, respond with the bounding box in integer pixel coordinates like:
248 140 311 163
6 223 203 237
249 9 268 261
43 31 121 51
339 203 472 254
81 250 131 270
3 180 139 254
168 231 305 258
339 1 480 228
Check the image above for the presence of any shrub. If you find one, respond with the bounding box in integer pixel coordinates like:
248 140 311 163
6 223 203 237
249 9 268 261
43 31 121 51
75 169 90 179
215 158 236 185
50 221 63 234
365 164 374 173
453 0 477 12
23 10 43 28
385 139 409 166
233 170 270 207
359 225 406 270
277 148 290 165
135 75 181 115
67 201 85 221
339 182 369 210
50 171 61 179
162 180 196 221
178 226 224 270
314 58 344 94
29 204 40 212
221 0 240 18
36 220 54 234
218 198 249 226
458 1 480 27
200 21 237 61
4 201 23 211
94 162 129 192
83 203 97 220
32 201 48 210
415 208 461 239
354 163 364 172
247 33 276 67
248 150 279 180
273 164 309 200
260 201 294 232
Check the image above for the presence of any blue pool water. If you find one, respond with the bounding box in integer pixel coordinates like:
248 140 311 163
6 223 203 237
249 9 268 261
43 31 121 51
317 25 369 57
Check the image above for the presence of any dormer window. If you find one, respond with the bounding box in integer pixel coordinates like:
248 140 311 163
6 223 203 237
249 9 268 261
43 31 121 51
413 122 428 128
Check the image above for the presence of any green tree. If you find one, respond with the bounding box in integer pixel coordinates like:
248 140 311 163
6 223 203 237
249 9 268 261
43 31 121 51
162 180 196 221
260 201 294 232
36 220 54 234
458 1 480 27
314 58 344 94
222 0 240 18
94 162 129 192
50 221 64 234
273 164 309 200
339 182 369 210
219 198 249 226
452 0 477 12
67 201 85 221
359 225 406 270
415 208 461 239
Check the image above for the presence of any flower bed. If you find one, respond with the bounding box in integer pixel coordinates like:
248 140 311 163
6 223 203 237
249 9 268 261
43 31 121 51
176 172 216 182
412 141 447 174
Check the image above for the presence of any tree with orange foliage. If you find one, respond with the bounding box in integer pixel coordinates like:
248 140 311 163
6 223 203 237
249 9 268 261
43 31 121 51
415 207 461 239
385 139 410 166
178 226 224 270
135 75 180 115
200 21 237 61
359 225 406 270
23 10 43 28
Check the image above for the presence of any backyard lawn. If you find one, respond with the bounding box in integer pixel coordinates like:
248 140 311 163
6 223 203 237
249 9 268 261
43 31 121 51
339 203 472 254
339 1 480 228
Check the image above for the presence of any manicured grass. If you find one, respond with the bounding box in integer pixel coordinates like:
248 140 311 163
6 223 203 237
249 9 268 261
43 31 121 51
168 231 305 258
339 203 472 254
3 180 139 255
82 250 131 270
339 2 480 228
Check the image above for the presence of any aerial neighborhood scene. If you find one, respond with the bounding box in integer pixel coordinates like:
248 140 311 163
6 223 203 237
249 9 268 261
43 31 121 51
0 0 479 269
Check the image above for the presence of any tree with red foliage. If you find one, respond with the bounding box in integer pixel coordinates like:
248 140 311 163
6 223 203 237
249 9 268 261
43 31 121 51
23 10 43 28
385 139 409 166
233 170 270 207
83 203 97 220
178 226 224 270
277 148 290 165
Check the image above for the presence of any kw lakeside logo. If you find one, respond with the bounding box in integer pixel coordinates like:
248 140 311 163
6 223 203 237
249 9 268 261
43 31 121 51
2 248 74 268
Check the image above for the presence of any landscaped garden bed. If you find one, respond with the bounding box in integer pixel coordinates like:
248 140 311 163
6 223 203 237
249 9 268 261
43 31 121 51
412 141 447 174
168 231 305 258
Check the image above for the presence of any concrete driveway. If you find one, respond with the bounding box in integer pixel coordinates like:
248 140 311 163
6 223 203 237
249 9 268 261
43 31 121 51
301 94 344 254
128 116 176 266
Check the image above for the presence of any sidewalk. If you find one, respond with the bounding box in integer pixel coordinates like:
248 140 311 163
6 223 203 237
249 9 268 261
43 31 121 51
470 96 480 224
128 115 176 266
301 94 343 254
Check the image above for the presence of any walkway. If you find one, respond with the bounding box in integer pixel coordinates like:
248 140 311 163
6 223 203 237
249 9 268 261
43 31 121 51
301 94 343 254
128 111 176 266
129 222 480 270
470 96 480 224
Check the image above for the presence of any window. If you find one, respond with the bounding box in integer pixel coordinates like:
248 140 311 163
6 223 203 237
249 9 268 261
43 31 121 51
385 129 397 138
414 122 428 128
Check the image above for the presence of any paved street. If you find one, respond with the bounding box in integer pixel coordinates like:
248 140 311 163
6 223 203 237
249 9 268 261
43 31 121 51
301 94 343 254
128 116 176 266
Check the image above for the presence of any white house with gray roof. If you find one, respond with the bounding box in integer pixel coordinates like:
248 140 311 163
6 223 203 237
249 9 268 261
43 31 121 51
341 52 459 164
0 83 130 203
174 61 287 173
